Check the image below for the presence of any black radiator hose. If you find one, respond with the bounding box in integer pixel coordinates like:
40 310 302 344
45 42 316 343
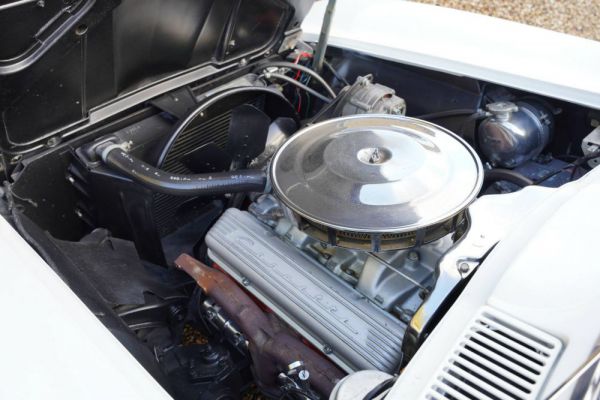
97 144 267 196
484 168 533 188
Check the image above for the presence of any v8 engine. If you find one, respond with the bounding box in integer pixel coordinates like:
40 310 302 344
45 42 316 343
6 36 596 400
60 67 573 398
205 114 482 374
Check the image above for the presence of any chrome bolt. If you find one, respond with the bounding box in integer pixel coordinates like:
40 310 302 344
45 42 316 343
47 137 60 147
407 251 420 262
298 370 310 381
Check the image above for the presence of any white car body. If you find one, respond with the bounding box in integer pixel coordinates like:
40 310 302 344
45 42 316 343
304 2 600 398
1 1 599 398
302 0 600 109
0 215 171 399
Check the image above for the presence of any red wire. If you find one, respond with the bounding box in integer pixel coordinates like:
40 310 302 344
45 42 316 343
293 51 313 80
292 51 312 113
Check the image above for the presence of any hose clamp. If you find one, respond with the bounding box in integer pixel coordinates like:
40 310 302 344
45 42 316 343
96 142 128 163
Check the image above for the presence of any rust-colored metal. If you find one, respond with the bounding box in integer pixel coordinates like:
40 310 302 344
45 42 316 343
175 253 345 396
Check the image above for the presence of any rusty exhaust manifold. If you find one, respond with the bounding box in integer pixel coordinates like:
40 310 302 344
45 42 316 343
175 253 344 396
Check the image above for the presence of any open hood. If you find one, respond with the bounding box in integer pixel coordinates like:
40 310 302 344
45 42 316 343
0 0 314 155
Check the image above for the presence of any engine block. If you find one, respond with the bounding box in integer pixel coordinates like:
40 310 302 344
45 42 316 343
206 206 453 373
206 208 406 372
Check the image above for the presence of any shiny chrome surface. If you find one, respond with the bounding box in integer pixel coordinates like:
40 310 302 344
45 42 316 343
271 115 483 234
401 187 552 361
478 100 553 168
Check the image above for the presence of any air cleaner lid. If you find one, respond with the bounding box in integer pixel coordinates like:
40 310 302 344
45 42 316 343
271 115 483 234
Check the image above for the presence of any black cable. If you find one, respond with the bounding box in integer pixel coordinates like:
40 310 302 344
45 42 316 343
158 86 294 167
259 61 337 98
569 165 579 182
476 83 489 109
484 169 533 187
415 108 480 121
362 377 397 400
298 41 349 86
279 386 318 400
323 59 349 86
458 110 489 141
98 145 267 196
534 150 600 185
261 73 332 104
533 167 568 185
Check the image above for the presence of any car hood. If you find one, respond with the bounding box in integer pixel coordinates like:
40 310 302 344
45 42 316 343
0 0 313 154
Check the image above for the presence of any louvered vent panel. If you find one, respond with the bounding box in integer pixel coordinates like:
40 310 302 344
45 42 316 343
424 306 562 400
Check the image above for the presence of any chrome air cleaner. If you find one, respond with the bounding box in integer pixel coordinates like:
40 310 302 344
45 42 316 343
270 115 483 251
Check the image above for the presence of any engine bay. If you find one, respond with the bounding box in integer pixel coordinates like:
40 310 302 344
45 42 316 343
3 41 600 400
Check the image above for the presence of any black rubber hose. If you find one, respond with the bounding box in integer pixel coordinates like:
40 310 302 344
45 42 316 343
415 108 481 121
258 61 337 98
484 168 533 187
260 73 332 103
98 145 267 196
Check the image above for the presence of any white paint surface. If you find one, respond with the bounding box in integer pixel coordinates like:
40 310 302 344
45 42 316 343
302 0 600 109
388 167 600 399
0 217 172 399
